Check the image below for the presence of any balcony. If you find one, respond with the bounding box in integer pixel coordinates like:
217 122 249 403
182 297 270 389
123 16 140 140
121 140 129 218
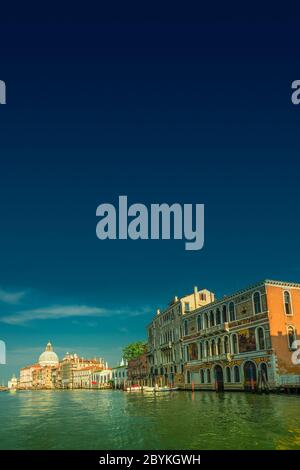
187 353 232 365
197 322 229 338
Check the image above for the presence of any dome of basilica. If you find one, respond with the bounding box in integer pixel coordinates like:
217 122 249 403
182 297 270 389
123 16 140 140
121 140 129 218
39 341 59 366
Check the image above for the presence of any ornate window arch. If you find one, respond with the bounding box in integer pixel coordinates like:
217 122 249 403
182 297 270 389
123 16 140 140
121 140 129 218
256 326 265 350
217 337 222 355
197 315 202 332
216 308 221 325
222 305 227 323
229 302 235 321
226 366 231 383
253 291 262 314
199 341 203 360
224 335 230 354
211 339 216 356
231 333 238 354
284 291 292 316
233 365 240 383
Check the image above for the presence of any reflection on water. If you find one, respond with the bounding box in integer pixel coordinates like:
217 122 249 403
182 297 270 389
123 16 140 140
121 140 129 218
0 390 300 450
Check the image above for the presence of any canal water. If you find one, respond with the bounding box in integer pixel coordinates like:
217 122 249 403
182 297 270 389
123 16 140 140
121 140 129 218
0 390 300 450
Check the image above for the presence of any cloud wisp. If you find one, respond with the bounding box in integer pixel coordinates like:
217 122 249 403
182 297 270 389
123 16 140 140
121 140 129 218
0 288 26 305
0 304 151 325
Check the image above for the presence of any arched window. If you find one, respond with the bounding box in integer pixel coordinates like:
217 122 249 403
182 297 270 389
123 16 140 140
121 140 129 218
231 334 238 354
257 327 265 350
184 320 188 336
253 292 262 314
199 342 203 360
229 302 235 321
216 308 221 325
200 369 205 384
234 365 240 383
204 313 209 329
217 337 222 355
222 305 227 323
209 310 215 327
205 341 210 357
226 367 231 383
207 369 211 383
288 326 296 349
211 339 216 356
197 315 202 331
224 336 229 354
185 346 189 361
284 291 292 315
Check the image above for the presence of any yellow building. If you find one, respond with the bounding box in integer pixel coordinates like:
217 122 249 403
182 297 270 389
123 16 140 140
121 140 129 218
147 286 215 387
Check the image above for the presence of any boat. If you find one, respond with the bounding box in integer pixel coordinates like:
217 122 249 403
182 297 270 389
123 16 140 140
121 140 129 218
155 386 179 392
125 385 142 392
142 386 155 392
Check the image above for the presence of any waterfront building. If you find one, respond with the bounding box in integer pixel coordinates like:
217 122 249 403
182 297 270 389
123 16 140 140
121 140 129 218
51 365 61 389
19 364 40 389
32 365 58 389
18 342 107 390
73 365 100 389
19 342 60 389
91 368 112 388
182 279 300 391
147 286 215 387
61 352 105 389
127 350 148 386
111 358 128 389
7 374 18 390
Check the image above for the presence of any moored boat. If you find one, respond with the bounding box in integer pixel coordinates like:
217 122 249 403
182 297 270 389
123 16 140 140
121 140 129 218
142 386 155 392
155 386 179 392
125 385 142 392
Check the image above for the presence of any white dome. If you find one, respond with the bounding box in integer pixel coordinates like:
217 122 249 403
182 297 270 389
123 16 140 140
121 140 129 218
39 342 59 366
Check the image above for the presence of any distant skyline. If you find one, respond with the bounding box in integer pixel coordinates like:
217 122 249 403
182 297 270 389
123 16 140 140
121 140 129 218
1 7 300 382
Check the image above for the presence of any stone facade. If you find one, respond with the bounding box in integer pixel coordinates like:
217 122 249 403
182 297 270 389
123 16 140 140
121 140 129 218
182 280 300 391
147 286 215 387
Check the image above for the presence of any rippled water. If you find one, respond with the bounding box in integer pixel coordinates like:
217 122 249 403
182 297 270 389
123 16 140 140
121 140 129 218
0 390 300 449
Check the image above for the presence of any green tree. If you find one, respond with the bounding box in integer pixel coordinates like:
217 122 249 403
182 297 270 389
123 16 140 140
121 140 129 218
123 341 146 361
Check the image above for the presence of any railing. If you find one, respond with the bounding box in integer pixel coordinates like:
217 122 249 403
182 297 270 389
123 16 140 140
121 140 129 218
187 353 232 365
196 322 229 338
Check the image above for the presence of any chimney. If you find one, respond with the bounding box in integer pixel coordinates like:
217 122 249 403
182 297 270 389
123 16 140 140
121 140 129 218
194 286 198 307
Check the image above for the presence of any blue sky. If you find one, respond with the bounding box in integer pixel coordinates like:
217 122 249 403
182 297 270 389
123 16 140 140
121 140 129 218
0 5 300 382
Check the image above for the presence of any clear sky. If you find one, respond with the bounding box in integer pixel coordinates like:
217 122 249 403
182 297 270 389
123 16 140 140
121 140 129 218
0 5 300 383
